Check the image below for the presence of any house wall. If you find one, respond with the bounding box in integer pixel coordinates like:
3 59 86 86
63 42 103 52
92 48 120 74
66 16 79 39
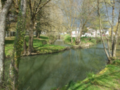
71 31 79 37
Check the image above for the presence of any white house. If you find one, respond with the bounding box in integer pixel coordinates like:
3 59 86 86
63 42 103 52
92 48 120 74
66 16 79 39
70 27 110 38
105 30 110 36
82 29 100 37
71 31 79 37
84 33 92 37
71 29 99 37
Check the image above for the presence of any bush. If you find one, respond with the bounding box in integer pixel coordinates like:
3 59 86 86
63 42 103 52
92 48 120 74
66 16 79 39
48 35 57 44
64 34 75 43
91 39 96 43
64 34 71 42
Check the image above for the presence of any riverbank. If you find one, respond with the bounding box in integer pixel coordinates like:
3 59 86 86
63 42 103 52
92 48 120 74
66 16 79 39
22 45 70 56
63 34 100 49
59 59 120 90
5 36 68 58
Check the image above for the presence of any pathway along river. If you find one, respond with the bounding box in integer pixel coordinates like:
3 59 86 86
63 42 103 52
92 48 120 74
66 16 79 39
19 43 107 90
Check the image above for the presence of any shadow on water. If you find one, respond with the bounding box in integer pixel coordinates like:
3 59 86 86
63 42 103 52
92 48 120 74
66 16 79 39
18 43 107 90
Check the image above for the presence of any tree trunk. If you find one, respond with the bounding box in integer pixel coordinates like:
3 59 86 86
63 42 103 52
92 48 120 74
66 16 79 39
107 38 112 57
28 20 34 55
104 0 112 57
9 31 11 37
38 30 41 38
79 20 87 44
36 30 41 38
36 30 38 38
111 0 115 56
28 25 34 55
0 0 2 12
0 0 12 86
70 31 73 43
79 27 83 44
23 39 27 55
37 31 40 38
112 9 120 58
9 0 26 90
21 0 27 56
97 0 111 63
79 25 86 44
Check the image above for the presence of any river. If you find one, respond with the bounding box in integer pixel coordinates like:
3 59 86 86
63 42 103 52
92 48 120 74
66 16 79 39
18 43 107 90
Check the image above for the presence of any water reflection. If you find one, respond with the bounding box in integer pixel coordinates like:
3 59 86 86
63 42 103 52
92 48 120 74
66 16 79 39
19 43 107 90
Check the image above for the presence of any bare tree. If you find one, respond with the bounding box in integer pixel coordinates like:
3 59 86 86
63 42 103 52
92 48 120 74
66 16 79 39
104 0 120 59
75 0 98 44
97 0 112 63
112 8 120 58
61 0 77 43
61 0 97 44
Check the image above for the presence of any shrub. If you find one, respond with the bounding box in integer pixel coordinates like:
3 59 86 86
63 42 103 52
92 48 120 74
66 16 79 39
91 39 96 43
48 35 57 44
64 34 75 43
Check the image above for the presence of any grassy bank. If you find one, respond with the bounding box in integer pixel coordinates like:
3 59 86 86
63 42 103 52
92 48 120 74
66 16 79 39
63 34 100 46
5 35 66 57
63 34 76 45
59 60 120 90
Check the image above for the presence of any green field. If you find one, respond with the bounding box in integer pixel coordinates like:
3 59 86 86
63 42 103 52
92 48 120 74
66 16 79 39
5 36 66 57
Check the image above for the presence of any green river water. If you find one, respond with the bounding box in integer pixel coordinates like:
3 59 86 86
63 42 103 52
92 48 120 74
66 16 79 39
16 43 107 90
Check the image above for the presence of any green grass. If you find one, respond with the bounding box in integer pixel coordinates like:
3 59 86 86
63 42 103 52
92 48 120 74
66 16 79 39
80 37 97 44
5 37 15 57
35 44 65 54
63 34 97 45
5 35 66 57
59 60 120 90
63 34 76 45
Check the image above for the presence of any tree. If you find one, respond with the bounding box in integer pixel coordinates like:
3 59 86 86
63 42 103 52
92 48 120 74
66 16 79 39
27 0 51 55
112 9 120 58
34 0 65 42
61 0 98 44
103 0 120 59
46 1 65 37
9 0 26 89
111 0 115 56
0 0 12 87
35 4 52 38
97 0 118 63
60 0 77 43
